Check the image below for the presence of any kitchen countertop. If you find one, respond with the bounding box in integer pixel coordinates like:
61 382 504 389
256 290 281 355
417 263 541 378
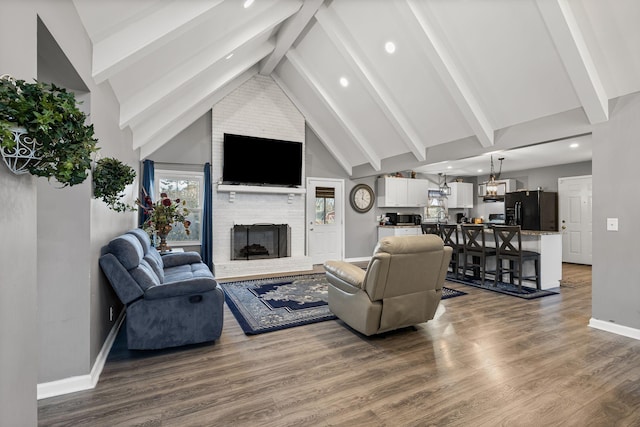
427 223 562 235
378 224 421 228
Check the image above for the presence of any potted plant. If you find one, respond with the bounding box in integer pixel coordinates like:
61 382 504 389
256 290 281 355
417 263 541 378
92 157 136 212
0 74 98 186
137 190 191 253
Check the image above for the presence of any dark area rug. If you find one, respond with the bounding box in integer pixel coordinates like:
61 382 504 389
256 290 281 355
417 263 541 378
220 273 466 335
446 273 559 299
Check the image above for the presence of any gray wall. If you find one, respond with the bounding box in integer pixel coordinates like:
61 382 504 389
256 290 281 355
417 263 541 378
488 161 592 192
592 93 640 329
0 4 38 423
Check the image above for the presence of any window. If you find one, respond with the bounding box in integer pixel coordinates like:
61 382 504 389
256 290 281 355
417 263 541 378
315 187 335 224
154 170 204 245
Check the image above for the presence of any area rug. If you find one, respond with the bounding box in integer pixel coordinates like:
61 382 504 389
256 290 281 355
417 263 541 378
446 273 558 300
220 273 467 335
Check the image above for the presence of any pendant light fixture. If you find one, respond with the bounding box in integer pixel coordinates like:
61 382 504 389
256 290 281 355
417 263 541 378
483 156 504 202
438 173 451 197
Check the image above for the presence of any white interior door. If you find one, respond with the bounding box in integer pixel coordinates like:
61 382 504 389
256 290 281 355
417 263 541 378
306 178 344 265
558 175 592 265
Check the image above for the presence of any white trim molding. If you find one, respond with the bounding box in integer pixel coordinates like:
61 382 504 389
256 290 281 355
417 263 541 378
589 318 640 341
37 311 126 400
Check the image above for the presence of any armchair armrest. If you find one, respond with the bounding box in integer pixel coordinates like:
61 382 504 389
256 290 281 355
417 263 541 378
161 251 202 268
324 260 366 289
144 277 218 300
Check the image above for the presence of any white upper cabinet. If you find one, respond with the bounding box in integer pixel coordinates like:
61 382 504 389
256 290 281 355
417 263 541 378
377 177 430 207
448 182 474 208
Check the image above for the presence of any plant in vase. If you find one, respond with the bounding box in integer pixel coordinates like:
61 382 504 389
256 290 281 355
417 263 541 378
137 190 191 253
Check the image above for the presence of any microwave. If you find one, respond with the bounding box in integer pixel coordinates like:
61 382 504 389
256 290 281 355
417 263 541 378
386 213 422 225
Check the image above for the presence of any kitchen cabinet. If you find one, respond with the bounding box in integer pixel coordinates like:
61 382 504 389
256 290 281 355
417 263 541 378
448 182 473 208
377 177 430 207
378 226 421 240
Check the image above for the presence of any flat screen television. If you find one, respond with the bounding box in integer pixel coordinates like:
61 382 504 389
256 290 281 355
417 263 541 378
223 133 303 187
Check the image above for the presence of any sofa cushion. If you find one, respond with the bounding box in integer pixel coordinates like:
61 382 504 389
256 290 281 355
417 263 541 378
164 263 214 283
130 259 161 290
108 234 144 270
144 253 165 283
126 228 153 253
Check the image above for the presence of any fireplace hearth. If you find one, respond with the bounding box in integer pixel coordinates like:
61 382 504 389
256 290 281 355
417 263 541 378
232 224 291 260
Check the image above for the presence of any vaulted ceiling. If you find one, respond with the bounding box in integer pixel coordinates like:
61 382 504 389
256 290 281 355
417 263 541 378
72 0 640 177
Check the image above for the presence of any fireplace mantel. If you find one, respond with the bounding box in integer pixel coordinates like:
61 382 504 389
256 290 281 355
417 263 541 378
217 184 306 203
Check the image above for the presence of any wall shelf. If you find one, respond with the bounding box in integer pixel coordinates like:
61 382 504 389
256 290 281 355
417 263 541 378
217 184 306 203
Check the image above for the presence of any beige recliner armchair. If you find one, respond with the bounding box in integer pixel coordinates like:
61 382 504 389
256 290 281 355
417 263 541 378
324 234 452 336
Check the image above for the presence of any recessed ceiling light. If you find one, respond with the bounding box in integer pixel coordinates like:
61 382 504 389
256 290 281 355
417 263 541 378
477 169 483 173
339 77 349 87
570 142 579 148
447 165 452 169
243 0 254 8
384 41 396 54
225 53 234 60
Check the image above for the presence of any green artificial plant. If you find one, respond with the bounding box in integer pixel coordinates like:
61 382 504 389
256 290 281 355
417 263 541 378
0 75 99 186
92 157 136 212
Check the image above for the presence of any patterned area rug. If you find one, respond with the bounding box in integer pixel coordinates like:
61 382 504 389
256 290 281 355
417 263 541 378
220 273 466 335
446 273 559 299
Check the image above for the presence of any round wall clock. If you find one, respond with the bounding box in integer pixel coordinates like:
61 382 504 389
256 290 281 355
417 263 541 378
350 183 375 213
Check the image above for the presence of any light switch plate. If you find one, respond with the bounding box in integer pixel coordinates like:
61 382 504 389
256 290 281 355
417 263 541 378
607 218 618 231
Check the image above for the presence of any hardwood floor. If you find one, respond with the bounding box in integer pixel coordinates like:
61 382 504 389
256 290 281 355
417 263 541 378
38 263 640 426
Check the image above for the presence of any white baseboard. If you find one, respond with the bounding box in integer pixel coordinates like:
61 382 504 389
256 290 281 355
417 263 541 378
589 318 640 341
37 310 126 400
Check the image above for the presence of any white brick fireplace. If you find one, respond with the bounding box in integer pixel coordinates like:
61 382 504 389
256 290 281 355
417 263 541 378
211 75 312 278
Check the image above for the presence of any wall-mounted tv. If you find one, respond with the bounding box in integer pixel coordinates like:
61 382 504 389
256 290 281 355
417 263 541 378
223 133 303 187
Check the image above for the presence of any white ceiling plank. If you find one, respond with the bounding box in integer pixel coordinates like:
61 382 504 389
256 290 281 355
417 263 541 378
92 0 224 84
119 4 299 129
286 49 381 171
536 0 608 124
259 0 324 75
272 74 353 175
400 0 495 148
314 5 426 162
132 44 273 149
138 69 257 159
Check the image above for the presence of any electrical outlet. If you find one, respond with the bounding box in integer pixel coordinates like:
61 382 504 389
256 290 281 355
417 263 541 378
607 218 618 231
109 306 114 322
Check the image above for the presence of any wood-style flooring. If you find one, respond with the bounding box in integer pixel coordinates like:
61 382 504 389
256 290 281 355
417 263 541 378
39 263 640 426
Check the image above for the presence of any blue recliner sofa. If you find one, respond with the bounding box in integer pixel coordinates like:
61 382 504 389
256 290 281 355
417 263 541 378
99 228 224 350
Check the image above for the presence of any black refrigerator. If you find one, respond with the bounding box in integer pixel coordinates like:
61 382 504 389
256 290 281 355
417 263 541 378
504 190 558 231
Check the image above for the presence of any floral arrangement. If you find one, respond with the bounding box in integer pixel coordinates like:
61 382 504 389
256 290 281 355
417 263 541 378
138 190 190 250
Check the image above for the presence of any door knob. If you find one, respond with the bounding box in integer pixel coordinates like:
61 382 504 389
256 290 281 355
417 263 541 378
561 226 566 230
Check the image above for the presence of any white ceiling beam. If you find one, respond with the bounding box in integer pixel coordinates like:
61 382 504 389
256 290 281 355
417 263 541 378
400 0 495 148
92 0 224 84
132 43 273 150
315 5 426 162
285 49 382 171
259 0 324 75
272 74 353 175
139 69 257 160
536 0 608 124
119 4 299 129
139 73 255 160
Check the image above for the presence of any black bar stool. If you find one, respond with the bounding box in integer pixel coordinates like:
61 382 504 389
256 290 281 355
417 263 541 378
492 225 540 290
461 224 496 286
421 223 440 235
440 224 463 279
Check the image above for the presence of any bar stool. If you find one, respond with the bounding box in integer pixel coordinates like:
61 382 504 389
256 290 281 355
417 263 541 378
440 224 464 279
492 225 540 291
421 223 440 235
461 224 496 286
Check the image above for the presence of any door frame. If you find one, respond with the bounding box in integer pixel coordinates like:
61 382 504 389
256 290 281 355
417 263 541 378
306 177 345 263
558 174 592 265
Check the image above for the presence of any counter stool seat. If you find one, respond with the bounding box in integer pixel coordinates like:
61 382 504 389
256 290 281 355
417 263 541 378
421 223 440 235
440 224 464 279
493 225 540 291
461 224 496 286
